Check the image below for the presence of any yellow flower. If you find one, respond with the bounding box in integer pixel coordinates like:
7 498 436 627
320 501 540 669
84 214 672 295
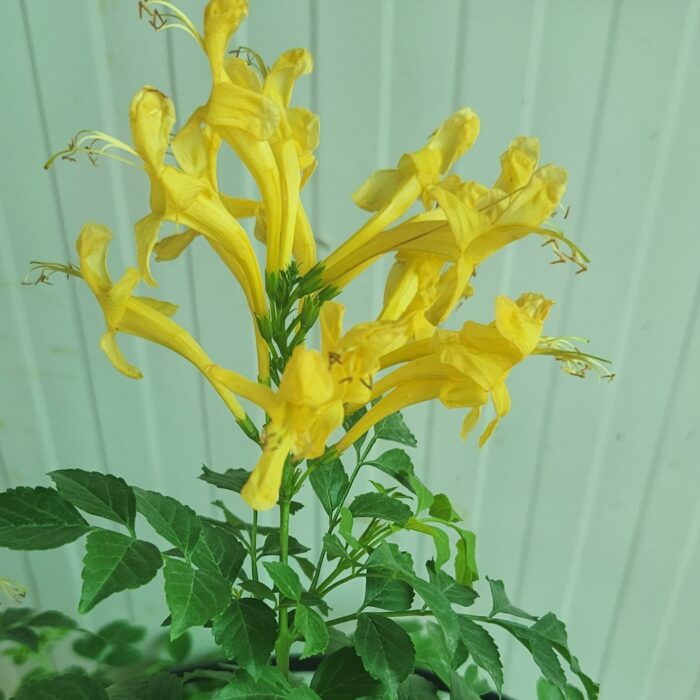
322 108 480 283
210 347 344 510
128 87 269 378
320 302 410 406
75 222 257 433
336 293 553 452
201 2 318 274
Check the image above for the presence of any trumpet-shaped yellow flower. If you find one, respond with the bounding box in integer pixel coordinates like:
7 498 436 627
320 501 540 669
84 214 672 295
210 347 344 510
201 1 318 274
337 293 553 452
322 108 480 283
128 86 269 378
75 222 258 434
320 302 410 406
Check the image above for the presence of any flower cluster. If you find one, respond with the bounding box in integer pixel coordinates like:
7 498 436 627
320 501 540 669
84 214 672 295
43 0 606 513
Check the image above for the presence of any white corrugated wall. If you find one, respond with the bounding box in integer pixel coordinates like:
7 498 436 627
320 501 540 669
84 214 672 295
1 1 699 697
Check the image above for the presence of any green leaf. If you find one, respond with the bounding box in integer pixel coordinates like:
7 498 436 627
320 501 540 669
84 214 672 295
239 579 276 602
261 532 310 556
163 557 230 639
72 632 108 659
363 572 414 611
167 630 192 662
369 449 414 478
134 488 201 556
13 673 108 700
349 492 411 524
294 556 317 581
537 678 586 700
406 518 450 569
323 533 349 560
106 673 184 700
457 616 503 693
310 646 382 699
408 475 435 514
309 459 348 516
212 598 277 673
294 604 329 659
79 530 162 613
374 411 417 447
449 672 481 700
263 561 302 601
191 521 246 584
300 591 330 616
49 469 135 531
338 507 359 548
27 610 78 629
398 674 439 699
409 578 461 651
199 465 250 493
355 613 415 693
343 406 369 452
455 529 478 585
486 577 538 620
1 625 39 650
366 542 415 576
426 562 477 608
404 622 453 686
213 667 294 699
428 494 461 523
0 487 90 550
102 644 142 667
97 619 145 645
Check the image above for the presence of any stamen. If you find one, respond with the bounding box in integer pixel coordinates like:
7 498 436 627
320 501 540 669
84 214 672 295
44 131 141 170
535 336 614 380
230 46 268 78
23 261 82 286
137 1 204 47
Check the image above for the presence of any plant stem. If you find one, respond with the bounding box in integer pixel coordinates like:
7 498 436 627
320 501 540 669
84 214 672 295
326 609 434 627
250 511 259 582
275 462 293 678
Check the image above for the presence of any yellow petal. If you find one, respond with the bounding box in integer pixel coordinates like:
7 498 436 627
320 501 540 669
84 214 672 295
153 230 199 262
352 169 408 212
75 222 114 295
278 346 335 406
99 330 142 379
494 136 540 193
241 430 294 511
478 381 511 446
288 107 320 155
320 301 344 353
203 0 248 80
132 296 179 317
134 212 164 287
129 87 175 170
461 406 481 440
224 55 262 91
207 81 281 141
293 202 316 273
221 196 259 218
265 48 313 109
494 294 552 357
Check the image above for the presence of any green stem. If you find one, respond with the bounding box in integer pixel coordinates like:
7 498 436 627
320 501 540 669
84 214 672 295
250 511 259 582
326 609 434 627
275 462 293 678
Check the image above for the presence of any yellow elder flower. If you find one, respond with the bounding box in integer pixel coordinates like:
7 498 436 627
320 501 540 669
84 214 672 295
75 223 257 434
210 347 344 510
337 293 553 453
320 301 410 406
322 108 480 284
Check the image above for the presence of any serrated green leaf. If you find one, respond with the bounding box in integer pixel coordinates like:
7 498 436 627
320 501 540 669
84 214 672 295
309 459 348 516
426 562 477 608
191 521 245 584
374 411 417 447
449 671 481 700
398 674 439 699
263 561 302 601
406 518 450 568
261 532 310 556
457 616 503 693
27 610 78 629
338 507 359 548
343 406 369 453
428 494 461 523
323 533 348 560
163 557 230 639
106 672 184 700
212 599 277 673
486 577 537 620
349 492 411 524
79 530 162 613
366 542 415 576
239 579 276 602
213 667 294 699
294 604 329 659
363 572 414 612
199 465 250 493
355 613 415 693
0 487 90 550
455 529 478 585
408 475 434 514
13 673 108 700
537 677 566 700
409 578 460 651
97 619 145 645
50 469 135 531
134 489 201 556
369 449 414 478
403 622 452 686
72 632 108 659
310 646 382 698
